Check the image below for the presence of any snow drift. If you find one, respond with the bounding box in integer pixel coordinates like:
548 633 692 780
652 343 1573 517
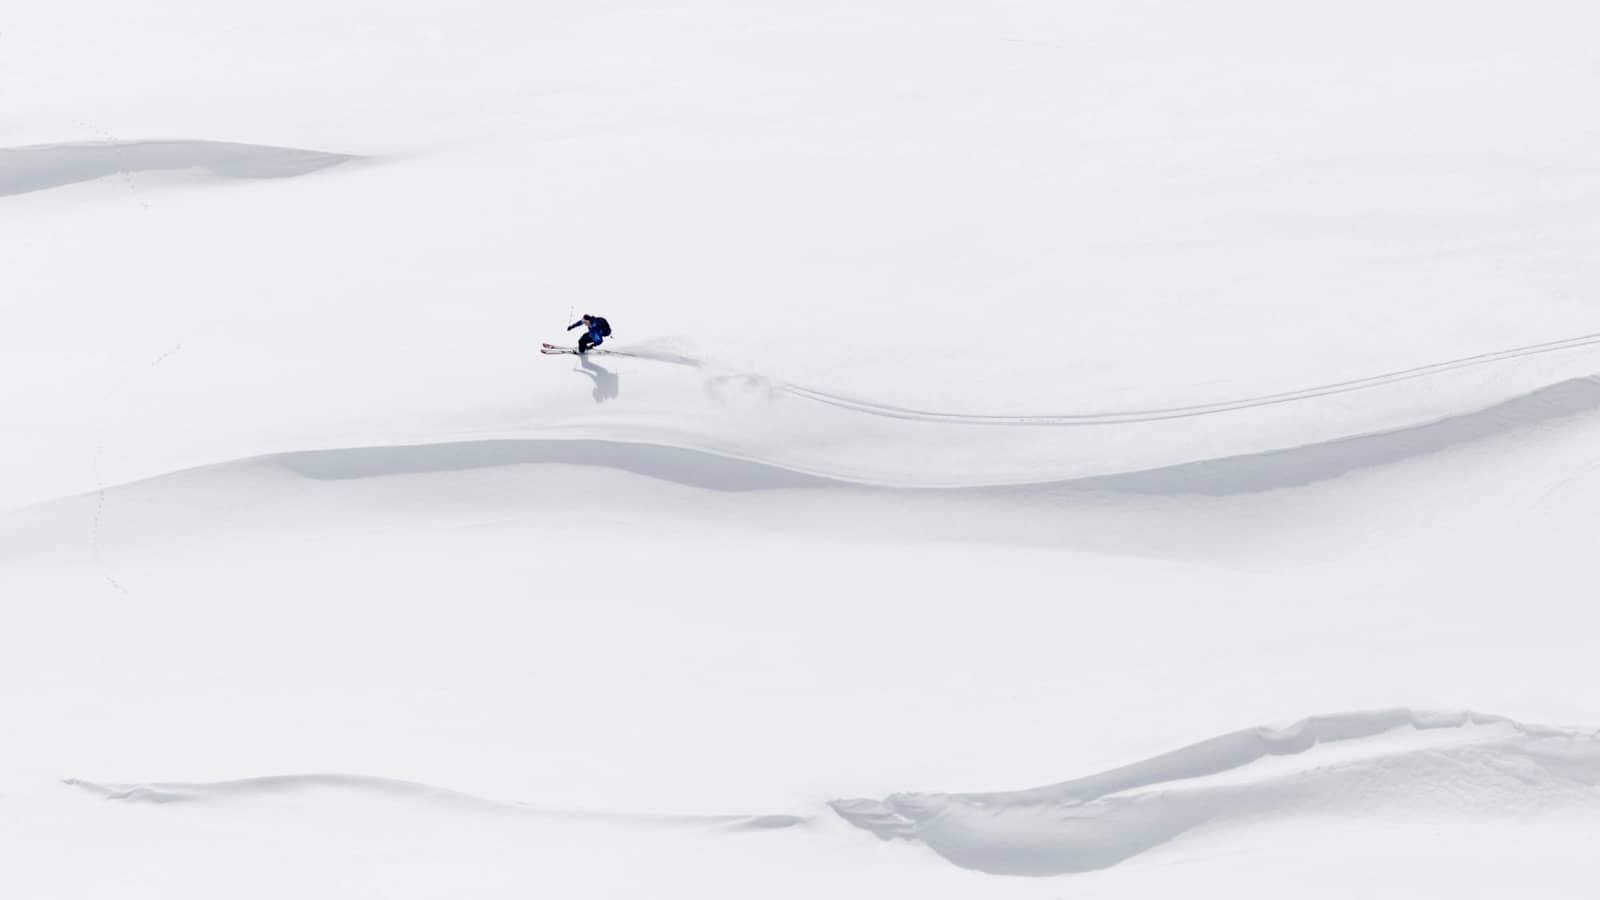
833 709 1600 875
0 140 359 197
59 709 1600 881
66 774 807 831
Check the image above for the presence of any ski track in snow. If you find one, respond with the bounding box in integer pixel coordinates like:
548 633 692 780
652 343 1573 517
18 329 1600 510
64 371 1600 500
62 709 1600 878
614 331 1600 426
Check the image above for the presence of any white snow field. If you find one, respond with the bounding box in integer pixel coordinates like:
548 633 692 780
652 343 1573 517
6 0 1600 896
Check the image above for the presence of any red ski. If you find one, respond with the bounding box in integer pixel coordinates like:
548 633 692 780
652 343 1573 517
542 342 611 356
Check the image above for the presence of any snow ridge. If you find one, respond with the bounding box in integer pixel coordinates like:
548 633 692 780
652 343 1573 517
16 370 1594 512
832 708 1600 876
59 710 1600 881
255 374 1600 493
0 140 359 198
64 774 807 832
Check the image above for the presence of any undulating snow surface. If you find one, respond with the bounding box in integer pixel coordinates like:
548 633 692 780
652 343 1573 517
6 1 1600 896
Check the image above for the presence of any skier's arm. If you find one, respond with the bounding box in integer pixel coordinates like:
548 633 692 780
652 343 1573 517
567 320 584 331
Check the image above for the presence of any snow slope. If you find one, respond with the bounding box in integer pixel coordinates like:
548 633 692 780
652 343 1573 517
6 0 1600 896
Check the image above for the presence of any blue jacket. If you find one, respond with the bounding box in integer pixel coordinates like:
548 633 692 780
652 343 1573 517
568 316 611 339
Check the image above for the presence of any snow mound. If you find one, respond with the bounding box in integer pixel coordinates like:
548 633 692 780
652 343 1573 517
832 708 1600 876
0 140 359 197
64 774 808 832
196 373 1600 494
12 367 1591 514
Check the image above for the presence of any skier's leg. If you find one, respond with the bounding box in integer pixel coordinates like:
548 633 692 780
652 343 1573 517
578 334 595 353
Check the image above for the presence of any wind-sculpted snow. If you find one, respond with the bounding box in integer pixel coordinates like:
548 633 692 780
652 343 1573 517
23 373 1598 512
520 336 1600 488
66 774 512 810
285 375 1600 494
58 711 1600 881
278 439 828 490
832 709 1600 876
1054 375 1600 494
14 337 1600 509
0 140 359 197
65 774 807 832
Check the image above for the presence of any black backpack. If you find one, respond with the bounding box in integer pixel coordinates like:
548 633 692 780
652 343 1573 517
593 317 612 337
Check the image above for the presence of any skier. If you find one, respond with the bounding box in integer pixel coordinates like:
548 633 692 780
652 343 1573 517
567 314 612 354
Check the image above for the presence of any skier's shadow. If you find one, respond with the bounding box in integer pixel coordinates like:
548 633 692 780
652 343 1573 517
574 355 620 403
